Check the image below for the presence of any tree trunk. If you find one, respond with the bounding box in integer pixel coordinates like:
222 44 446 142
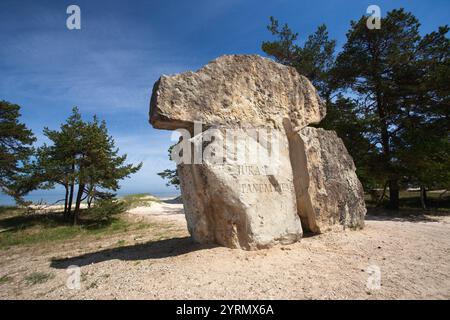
87 196 93 209
67 163 75 216
63 185 69 217
420 185 427 209
87 185 94 209
380 124 400 210
376 87 398 210
388 179 399 210
68 182 74 216
73 183 85 225
376 181 389 207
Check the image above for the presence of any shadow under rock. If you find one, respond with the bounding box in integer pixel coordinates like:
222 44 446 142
365 207 449 223
50 236 217 269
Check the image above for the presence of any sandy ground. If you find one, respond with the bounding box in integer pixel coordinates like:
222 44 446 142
0 201 449 300
127 201 187 226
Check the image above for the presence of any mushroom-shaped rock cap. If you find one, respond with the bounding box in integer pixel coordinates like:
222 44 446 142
149 54 326 131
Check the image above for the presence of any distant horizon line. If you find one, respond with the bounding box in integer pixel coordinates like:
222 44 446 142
0 189 181 205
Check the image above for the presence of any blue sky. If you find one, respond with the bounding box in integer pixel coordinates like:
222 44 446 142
0 0 449 203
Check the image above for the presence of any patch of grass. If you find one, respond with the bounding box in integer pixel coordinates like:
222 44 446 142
122 193 159 201
0 206 24 217
0 211 68 231
0 198 178 250
0 207 153 249
121 193 160 209
0 225 81 248
136 222 154 230
87 280 98 289
365 190 450 212
0 274 13 284
25 272 54 286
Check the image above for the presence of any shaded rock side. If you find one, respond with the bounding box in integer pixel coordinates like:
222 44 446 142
288 126 366 233
177 128 303 250
150 54 326 131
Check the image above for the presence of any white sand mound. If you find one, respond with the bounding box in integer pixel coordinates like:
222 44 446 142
127 200 186 226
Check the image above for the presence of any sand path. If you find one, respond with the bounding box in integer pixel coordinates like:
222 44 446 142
1 201 449 299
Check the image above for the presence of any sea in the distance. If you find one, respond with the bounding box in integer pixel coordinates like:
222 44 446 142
0 190 180 206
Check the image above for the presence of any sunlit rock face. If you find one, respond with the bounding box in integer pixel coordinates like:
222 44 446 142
177 128 303 250
149 54 366 250
149 54 326 131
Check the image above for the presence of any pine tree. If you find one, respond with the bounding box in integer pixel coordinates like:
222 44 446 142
262 17 336 100
36 107 84 217
320 95 378 189
261 17 373 189
262 11 449 210
71 116 142 223
0 101 36 202
334 9 423 209
37 108 142 224
157 144 180 189
394 25 450 208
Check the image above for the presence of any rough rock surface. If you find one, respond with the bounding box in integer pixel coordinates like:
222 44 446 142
149 54 366 250
291 127 366 232
178 128 303 250
150 55 326 131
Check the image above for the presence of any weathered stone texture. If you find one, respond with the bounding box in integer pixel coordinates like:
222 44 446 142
290 127 366 233
150 55 326 131
178 128 302 250
149 54 366 250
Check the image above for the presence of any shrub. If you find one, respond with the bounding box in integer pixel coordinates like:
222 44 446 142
88 198 127 221
25 272 54 285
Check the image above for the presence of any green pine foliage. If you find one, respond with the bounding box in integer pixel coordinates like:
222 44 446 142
262 9 449 209
36 107 142 224
157 144 180 189
0 101 36 203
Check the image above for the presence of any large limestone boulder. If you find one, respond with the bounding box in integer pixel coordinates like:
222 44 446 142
177 128 303 250
288 126 366 233
150 55 326 131
148 54 366 250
